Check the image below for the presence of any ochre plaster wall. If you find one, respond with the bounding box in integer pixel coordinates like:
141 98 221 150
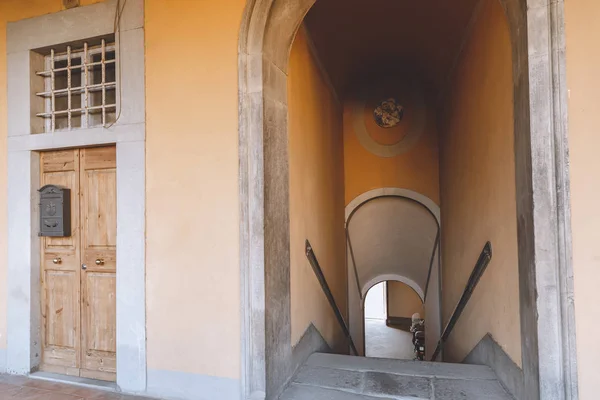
438 0 520 366
288 27 347 349
145 0 245 379
343 84 440 206
0 0 244 383
0 0 105 356
0 0 245 381
565 1 600 397
387 281 424 319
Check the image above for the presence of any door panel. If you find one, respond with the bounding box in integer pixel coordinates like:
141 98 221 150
45 271 78 348
83 170 117 249
81 272 117 379
43 270 79 370
83 272 117 353
40 149 80 374
40 146 117 382
80 146 117 381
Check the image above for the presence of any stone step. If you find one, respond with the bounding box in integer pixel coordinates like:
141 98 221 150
280 384 395 400
279 353 514 400
306 353 498 380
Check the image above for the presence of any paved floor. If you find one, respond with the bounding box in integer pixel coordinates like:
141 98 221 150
365 318 414 360
0 374 158 400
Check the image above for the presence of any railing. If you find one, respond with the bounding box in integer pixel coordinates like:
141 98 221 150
431 241 493 361
305 239 359 355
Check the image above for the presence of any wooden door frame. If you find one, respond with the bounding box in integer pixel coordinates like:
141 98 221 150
39 147 119 381
5 0 146 393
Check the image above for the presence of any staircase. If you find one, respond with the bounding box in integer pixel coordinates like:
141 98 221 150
279 353 514 400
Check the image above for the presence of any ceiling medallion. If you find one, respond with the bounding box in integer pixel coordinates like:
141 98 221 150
373 98 404 128
353 81 426 158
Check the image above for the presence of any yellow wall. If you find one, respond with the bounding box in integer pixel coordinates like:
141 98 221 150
387 281 424 319
288 26 347 349
145 0 245 379
0 0 104 354
438 0 520 365
343 84 440 206
565 1 600 397
0 0 245 382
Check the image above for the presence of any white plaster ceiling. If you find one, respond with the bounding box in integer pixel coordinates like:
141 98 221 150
347 196 438 295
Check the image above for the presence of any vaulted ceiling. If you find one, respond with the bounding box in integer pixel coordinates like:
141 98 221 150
303 0 480 97
347 197 438 297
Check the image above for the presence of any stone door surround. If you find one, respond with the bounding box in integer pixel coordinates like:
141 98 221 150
238 0 578 399
5 0 146 393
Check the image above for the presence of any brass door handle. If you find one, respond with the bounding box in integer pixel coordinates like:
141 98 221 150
52 257 61 264
95 259 105 265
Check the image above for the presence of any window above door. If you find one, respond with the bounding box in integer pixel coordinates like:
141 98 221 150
31 36 118 133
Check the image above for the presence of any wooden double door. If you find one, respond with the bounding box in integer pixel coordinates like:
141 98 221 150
40 146 117 381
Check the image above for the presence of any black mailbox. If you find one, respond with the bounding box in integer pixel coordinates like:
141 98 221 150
39 185 71 237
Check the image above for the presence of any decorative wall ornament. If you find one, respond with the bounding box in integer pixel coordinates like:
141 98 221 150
353 80 426 158
373 98 404 128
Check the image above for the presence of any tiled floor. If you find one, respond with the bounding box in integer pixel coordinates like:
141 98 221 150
0 374 159 400
364 318 414 360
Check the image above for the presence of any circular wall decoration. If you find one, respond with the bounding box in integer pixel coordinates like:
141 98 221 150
352 80 426 158
373 98 404 128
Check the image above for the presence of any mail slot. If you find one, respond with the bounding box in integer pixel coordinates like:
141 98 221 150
39 185 71 237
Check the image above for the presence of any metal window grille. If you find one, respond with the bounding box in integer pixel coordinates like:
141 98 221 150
36 38 117 132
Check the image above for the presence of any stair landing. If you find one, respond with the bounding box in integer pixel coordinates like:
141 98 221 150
280 353 514 400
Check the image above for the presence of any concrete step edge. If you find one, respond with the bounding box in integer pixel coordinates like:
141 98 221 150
284 382 397 400
305 353 498 381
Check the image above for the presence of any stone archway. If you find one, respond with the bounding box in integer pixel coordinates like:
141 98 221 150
238 0 577 399
362 274 424 301
345 187 440 225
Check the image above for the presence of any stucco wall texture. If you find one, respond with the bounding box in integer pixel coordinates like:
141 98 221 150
0 0 246 382
288 26 347 349
343 84 440 207
438 0 521 367
565 0 600 397
387 281 424 319
145 0 245 379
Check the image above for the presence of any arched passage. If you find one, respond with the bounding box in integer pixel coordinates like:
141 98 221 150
346 193 439 299
362 280 424 360
344 189 441 359
358 276 425 358
238 1 577 399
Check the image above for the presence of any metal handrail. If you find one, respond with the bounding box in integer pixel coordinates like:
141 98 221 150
305 239 359 355
431 241 493 361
